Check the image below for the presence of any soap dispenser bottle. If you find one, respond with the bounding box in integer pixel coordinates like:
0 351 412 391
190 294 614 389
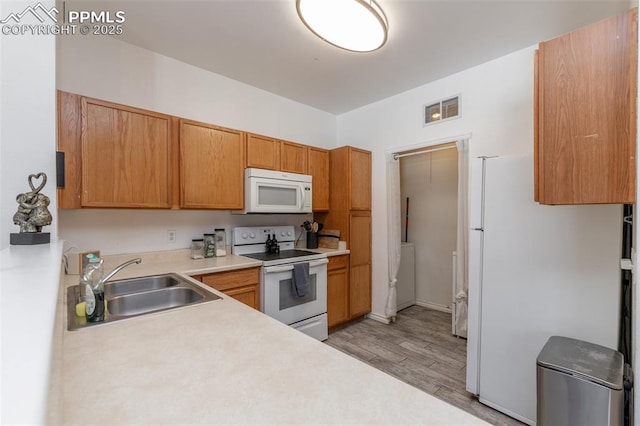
83 254 105 322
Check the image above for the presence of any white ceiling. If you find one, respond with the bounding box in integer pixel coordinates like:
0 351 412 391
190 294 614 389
82 0 630 114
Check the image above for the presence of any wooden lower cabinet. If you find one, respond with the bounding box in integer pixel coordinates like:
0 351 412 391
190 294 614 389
196 267 260 310
348 212 372 317
327 255 349 328
349 264 372 317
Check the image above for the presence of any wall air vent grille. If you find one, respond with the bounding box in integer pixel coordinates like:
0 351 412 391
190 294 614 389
424 95 460 126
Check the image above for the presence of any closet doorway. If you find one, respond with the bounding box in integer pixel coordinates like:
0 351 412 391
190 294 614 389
387 138 469 337
400 143 458 311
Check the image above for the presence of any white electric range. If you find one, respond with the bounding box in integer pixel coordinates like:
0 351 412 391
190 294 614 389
232 226 328 341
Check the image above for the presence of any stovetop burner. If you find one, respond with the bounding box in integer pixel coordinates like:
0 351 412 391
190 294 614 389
242 249 319 262
232 226 327 266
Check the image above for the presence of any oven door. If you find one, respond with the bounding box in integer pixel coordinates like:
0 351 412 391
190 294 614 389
262 258 328 325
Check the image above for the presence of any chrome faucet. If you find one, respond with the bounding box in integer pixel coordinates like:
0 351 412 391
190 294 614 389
100 258 142 284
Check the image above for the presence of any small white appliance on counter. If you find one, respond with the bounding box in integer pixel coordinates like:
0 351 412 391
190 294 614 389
232 226 328 341
235 168 312 214
466 154 621 424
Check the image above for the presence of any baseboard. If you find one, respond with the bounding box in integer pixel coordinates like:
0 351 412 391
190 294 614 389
366 312 391 324
415 300 452 314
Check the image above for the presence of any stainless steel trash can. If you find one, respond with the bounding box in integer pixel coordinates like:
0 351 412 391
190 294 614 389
537 336 624 426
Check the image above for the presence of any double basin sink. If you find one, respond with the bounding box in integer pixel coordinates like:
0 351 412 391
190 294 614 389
67 273 220 330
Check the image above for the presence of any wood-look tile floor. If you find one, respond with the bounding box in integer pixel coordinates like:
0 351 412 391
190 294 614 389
325 305 523 426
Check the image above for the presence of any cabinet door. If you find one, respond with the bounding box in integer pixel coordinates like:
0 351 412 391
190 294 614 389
349 212 371 267
536 8 637 204
327 255 349 328
223 285 260 310
81 98 173 208
350 148 372 210
57 91 82 209
280 141 308 174
180 119 245 209
349 212 371 318
199 267 260 310
308 147 330 211
246 133 280 170
350 264 371 318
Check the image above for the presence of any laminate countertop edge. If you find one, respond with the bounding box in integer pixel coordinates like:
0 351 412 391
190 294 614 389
0 240 65 424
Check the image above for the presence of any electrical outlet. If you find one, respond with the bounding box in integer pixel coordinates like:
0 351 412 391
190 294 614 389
167 230 176 243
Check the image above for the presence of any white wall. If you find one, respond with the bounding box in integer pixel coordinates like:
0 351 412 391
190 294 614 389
56 34 335 253
336 45 621 321
59 210 312 255
0 1 57 250
400 149 458 310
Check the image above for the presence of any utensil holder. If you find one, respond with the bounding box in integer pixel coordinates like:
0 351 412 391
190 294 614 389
306 231 318 249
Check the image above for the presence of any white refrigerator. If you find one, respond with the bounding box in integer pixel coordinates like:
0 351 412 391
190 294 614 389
466 154 621 425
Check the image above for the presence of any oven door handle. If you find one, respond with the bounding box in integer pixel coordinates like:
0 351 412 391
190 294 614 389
263 258 328 274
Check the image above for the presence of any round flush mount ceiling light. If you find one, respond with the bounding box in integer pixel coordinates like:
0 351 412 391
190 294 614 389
296 0 388 52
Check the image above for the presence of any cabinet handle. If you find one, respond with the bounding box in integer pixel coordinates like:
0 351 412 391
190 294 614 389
56 151 65 188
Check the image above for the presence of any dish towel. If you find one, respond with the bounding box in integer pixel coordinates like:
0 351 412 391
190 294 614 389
292 262 310 297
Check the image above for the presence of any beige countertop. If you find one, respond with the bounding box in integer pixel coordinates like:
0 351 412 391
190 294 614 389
303 247 350 257
55 249 485 424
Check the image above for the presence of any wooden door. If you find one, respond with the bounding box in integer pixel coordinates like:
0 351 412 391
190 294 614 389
536 8 637 204
81 98 173 208
349 212 371 317
180 119 245 209
308 147 330 211
327 255 349 327
246 133 280 170
349 148 372 210
280 141 308 174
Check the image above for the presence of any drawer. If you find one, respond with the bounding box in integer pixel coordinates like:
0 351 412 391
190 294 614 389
328 254 349 271
200 267 260 291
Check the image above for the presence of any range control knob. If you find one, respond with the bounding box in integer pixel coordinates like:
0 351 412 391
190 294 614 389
287 231 293 236
241 232 248 239
249 232 256 239
281 231 286 237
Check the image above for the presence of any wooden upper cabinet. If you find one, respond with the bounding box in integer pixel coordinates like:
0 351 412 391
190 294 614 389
349 148 372 210
280 140 308 174
57 91 82 209
81 97 173 208
308 147 330 211
535 8 637 204
246 133 280 170
180 119 245 209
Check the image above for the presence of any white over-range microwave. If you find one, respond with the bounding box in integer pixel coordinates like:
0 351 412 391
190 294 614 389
235 168 312 214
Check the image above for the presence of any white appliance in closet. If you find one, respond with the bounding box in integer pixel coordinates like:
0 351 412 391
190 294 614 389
396 242 415 310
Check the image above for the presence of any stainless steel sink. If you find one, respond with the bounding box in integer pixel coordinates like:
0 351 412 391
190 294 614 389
67 273 220 330
105 274 182 298
108 287 205 317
